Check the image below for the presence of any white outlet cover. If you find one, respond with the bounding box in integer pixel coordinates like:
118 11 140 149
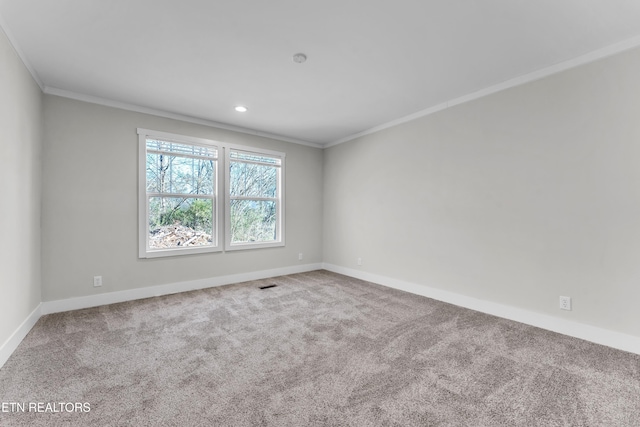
559 296 571 310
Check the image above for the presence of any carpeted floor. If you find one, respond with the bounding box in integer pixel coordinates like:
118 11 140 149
0 270 639 426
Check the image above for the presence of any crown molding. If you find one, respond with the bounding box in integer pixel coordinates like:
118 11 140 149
43 87 323 149
6 2 640 151
326 34 640 148
0 11 44 90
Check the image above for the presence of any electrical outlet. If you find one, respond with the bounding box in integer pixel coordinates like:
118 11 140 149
298 252 303 261
93 276 102 287
357 257 362 266
559 296 571 311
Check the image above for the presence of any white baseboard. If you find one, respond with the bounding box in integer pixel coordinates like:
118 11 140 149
4 262 637 372
322 263 640 356
42 263 323 315
2 263 322 369
0 304 42 369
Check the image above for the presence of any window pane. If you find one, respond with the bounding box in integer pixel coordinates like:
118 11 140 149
230 199 276 243
146 153 215 195
147 139 217 158
146 153 162 193
148 197 213 249
229 161 276 197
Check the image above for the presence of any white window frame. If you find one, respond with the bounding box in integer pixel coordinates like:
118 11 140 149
138 130 286 257
225 144 285 251
138 128 223 258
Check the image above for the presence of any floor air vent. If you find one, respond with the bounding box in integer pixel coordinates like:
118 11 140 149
259 284 278 290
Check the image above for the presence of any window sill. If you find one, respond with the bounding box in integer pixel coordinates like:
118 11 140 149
139 245 223 259
224 241 285 251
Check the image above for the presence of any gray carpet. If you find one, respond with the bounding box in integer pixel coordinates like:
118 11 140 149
0 270 639 426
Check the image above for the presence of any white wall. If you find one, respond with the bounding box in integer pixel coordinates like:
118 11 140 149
324 46 640 338
41 95 323 301
4 16 640 358
0 28 42 347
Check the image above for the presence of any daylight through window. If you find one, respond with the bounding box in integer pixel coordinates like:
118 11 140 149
226 148 284 249
138 129 284 258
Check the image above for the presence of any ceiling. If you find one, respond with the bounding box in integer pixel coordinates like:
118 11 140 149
2 1 640 147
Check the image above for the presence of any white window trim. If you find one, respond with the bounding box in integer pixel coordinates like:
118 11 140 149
224 143 285 251
138 128 223 258
138 129 286 258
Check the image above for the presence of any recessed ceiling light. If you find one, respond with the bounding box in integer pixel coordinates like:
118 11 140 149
293 53 307 64
235 106 248 112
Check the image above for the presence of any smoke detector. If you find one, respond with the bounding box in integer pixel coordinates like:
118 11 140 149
293 53 307 64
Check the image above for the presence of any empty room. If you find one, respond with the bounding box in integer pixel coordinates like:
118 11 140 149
1 1 640 426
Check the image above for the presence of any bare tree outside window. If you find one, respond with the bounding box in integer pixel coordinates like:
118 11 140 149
228 150 282 245
138 129 284 257
145 139 217 249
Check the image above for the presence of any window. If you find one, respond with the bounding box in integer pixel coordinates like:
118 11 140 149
225 146 285 250
138 129 221 257
138 129 285 257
